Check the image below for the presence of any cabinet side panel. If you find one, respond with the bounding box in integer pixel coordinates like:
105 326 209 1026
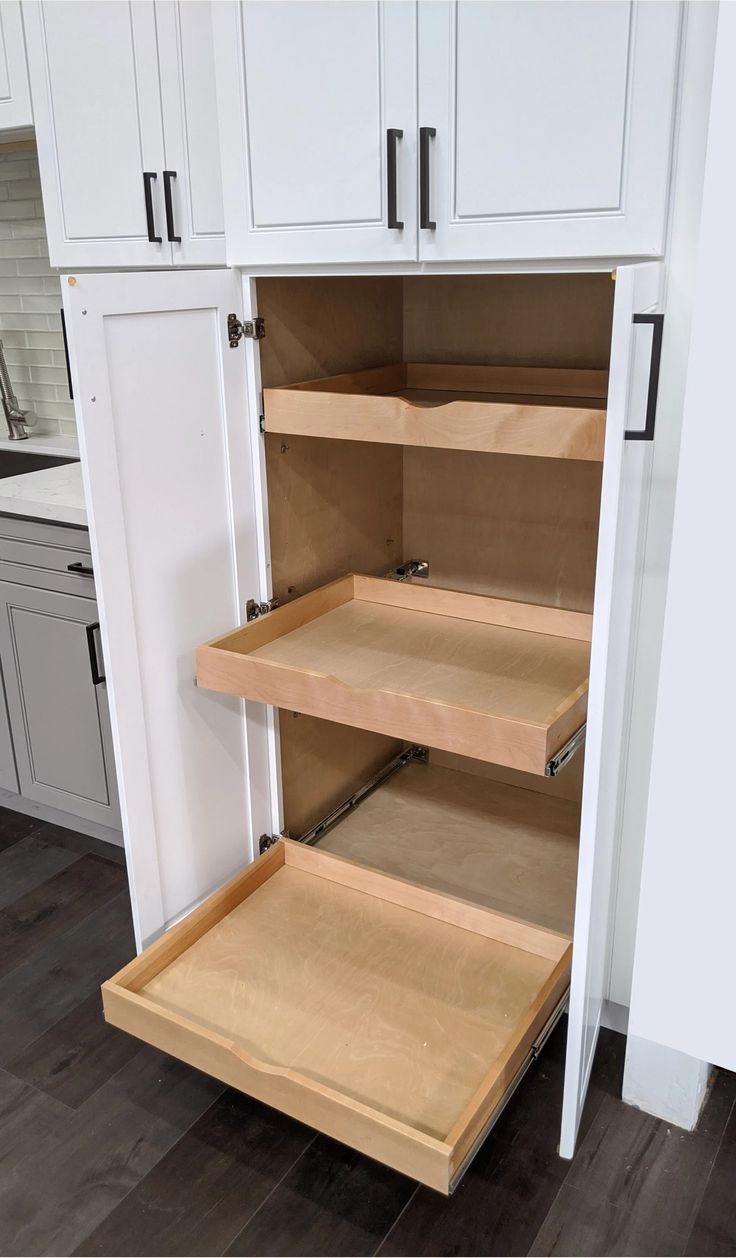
258 277 405 835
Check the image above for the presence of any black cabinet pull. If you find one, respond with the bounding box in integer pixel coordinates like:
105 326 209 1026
163 170 181 243
387 128 403 230
419 126 436 230
143 172 162 244
85 622 105 686
67 561 94 576
625 313 664 441
60 307 73 400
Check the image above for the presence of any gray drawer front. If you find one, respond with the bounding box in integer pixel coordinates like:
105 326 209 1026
0 518 95 596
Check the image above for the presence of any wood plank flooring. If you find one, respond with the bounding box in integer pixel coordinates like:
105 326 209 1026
0 805 732 1257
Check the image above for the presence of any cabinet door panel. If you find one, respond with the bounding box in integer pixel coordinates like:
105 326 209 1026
0 1 32 130
560 262 662 1156
156 0 225 265
214 0 417 265
64 271 266 951
23 0 170 267
0 582 120 826
419 1 681 261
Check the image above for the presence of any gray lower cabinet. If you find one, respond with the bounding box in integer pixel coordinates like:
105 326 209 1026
0 577 121 830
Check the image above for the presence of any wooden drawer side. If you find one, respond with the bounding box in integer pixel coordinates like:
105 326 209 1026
264 363 607 460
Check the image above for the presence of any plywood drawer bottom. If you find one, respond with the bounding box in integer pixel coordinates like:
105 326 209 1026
103 840 571 1193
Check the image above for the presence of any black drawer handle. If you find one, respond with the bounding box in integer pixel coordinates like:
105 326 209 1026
387 129 403 230
67 561 94 576
143 172 162 244
419 126 436 230
85 622 105 686
163 170 181 244
625 313 664 441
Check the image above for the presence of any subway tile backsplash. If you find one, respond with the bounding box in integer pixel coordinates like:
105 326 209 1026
0 145 75 438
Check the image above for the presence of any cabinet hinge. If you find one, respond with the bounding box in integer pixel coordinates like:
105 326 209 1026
259 414 265 434
259 832 285 855
227 314 265 347
246 596 279 622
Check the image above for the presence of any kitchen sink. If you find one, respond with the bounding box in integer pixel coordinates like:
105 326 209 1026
0 452 78 479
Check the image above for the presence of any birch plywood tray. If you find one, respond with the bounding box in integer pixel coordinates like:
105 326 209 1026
263 363 608 460
103 839 572 1193
196 576 592 775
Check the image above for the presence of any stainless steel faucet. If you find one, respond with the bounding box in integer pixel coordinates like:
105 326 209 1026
0 340 32 440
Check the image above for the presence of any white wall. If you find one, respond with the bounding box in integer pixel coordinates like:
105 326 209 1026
606 0 718 1011
627 0 736 1070
0 143 75 436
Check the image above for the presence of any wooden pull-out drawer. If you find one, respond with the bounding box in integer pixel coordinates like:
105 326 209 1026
196 575 591 775
264 363 607 460
103 839 571 1194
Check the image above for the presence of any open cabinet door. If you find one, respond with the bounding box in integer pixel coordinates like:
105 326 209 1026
63 271 267 951
560 261 663 1157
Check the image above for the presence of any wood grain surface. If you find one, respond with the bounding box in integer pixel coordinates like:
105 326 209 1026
319 761 579 935
197 578 590 774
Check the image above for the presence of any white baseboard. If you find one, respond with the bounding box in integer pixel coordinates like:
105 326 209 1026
601 1000 630 1036
623 1034 711 1130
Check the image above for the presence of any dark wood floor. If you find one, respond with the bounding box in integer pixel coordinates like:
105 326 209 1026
0 806 733 1258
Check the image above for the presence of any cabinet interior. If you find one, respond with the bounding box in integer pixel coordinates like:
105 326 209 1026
255 272 614 929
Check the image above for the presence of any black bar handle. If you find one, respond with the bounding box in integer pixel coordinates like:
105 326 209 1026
419 126 436 230
67 561 94 577
625 313 664 441
143 172 162 244
60 307 73 400
163 170 181 244
85 622 105 686
387 128 403 230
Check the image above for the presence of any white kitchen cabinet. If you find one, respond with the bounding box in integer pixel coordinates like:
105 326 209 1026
418 1 681 262
23 0 224 267
216 0 680 266
213 0 417 266
64 261 662 1182
0 1 32 131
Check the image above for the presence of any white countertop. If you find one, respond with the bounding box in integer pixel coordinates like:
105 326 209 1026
0 459 87 527
0 432 80 459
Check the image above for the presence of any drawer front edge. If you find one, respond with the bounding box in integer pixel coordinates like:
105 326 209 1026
102 982 452 1193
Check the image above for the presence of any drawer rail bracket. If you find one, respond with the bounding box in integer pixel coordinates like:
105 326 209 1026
385 559 429 581
258 744 428 856
545 723 586 777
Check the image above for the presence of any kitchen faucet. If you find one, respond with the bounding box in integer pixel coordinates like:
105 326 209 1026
0 340 33 440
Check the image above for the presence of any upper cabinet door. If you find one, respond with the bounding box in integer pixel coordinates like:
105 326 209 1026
0 2 32 130
155 0 225 265
418 1 681 262
24 0 170 267
214 0 417 266
23 0 225 268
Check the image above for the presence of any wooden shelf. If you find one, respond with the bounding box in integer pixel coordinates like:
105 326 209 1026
197 575 592 775
103 839 571 1193
264 363 608 460
319 760 580 936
